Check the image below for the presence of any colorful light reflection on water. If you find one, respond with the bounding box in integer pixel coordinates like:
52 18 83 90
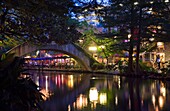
27 71 170 111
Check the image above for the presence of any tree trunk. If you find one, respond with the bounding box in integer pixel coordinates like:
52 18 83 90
128 36 134 73
128 3 135 73
135 3 142 75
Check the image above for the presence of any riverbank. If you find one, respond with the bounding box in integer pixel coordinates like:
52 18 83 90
23 67 170 81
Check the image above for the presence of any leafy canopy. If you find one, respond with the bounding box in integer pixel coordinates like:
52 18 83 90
0 0 81 48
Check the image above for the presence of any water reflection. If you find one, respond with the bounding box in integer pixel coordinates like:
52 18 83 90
26 71 170 111
73 94 88 110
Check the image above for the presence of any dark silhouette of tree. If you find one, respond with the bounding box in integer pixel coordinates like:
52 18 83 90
0 0 81 49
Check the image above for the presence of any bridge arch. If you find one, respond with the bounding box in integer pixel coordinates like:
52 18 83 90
7 42 95 71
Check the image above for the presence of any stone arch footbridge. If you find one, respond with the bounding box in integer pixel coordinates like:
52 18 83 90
6 42 96 71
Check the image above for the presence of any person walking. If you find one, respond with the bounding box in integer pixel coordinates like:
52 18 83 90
156 55 161 69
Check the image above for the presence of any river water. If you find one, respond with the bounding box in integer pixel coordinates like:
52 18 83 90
27 70 170 111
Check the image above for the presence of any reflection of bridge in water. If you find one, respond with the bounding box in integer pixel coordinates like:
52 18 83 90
28 70 91 111
43 74 91 111
7 42 96 71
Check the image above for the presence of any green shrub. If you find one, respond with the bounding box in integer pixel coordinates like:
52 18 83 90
139 61 156 72
91 62 105 70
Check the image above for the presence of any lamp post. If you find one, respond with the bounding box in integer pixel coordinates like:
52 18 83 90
88 46 97 57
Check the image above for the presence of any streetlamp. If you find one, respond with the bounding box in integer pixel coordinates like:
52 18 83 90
99 45 105 49
165 0 169 2
88 46 97 51
149 37 155 41
88 46 97 57
128 34 131 42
